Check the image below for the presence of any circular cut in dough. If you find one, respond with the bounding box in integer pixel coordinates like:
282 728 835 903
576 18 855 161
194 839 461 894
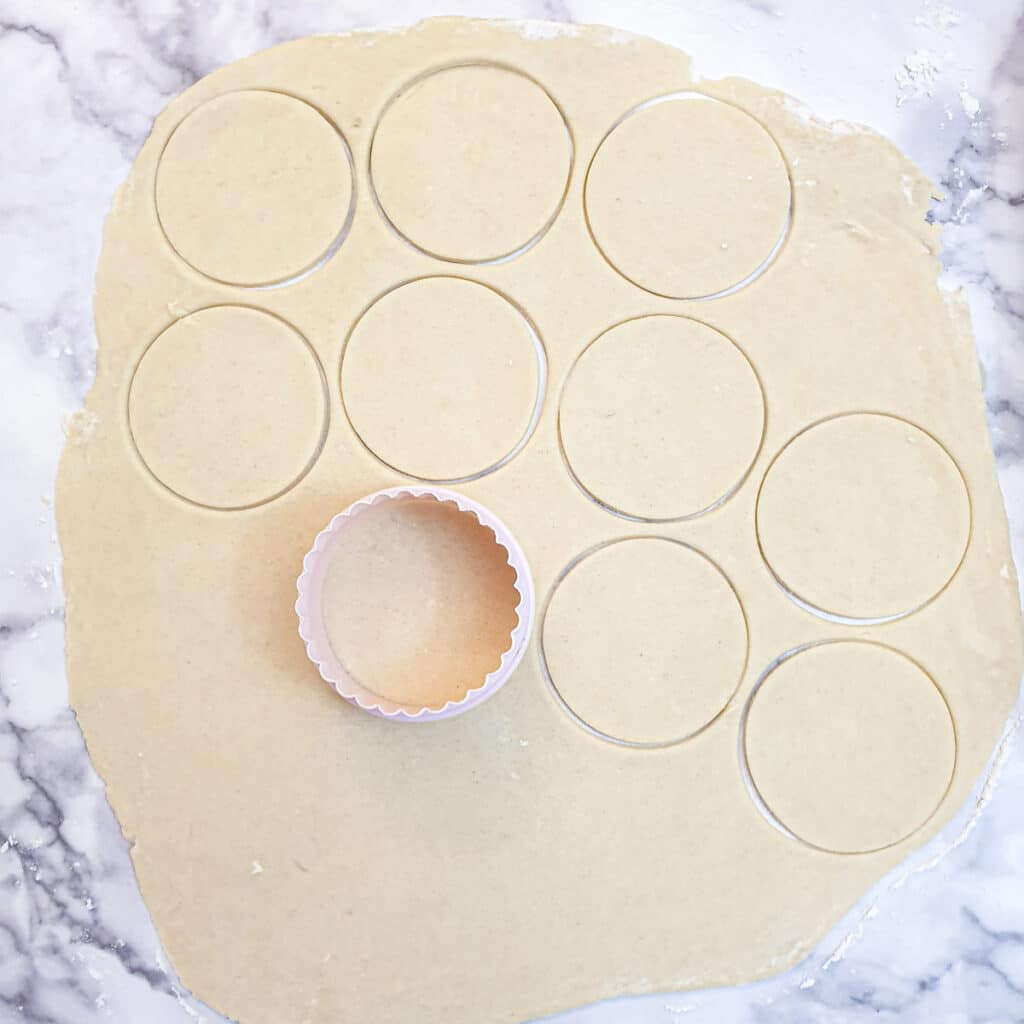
756 413 971 621
128 306 328 509
155 90 353 286
743 641 956 853
370 64 572 262
559 316 765 521
542 538 748 746
584 93 791 298
320 495 521 709
341 277 543 481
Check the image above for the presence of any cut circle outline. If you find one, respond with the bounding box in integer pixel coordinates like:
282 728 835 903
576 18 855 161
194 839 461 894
737 638 958 855
367 61 575 265
754 411 973 625
582 90 793 301
126 304 330 511
539 535 750 749
556 314 767 523
338 275 549 485
153 88 357 289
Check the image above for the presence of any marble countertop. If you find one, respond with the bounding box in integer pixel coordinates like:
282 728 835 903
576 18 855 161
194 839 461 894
2 1 1023 1022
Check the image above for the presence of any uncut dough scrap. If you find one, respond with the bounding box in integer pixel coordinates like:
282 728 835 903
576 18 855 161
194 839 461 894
58 18 1022 1024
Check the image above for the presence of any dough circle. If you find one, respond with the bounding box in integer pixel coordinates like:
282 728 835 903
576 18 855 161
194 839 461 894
756 413 971 621
559 316 765 520
341 277 543 481
542 537 748 746
370 64 572 262
743 641 956 854
62 18 1024 1024
128 306 328 509
320 495 521 710
584 94 791 298
155 90 353 286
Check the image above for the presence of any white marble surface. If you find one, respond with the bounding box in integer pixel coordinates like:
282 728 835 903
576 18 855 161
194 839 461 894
1 1 1023 1022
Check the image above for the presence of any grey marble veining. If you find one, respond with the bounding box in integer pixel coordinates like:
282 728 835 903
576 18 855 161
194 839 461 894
1 2 1023 1022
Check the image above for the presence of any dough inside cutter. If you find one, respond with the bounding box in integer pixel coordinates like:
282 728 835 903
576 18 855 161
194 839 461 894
321 494 520 709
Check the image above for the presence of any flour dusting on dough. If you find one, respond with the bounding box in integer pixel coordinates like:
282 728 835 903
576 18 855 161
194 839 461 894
512 20 581 41
505 19 640 47
62 408 97 445
781 94 868 138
